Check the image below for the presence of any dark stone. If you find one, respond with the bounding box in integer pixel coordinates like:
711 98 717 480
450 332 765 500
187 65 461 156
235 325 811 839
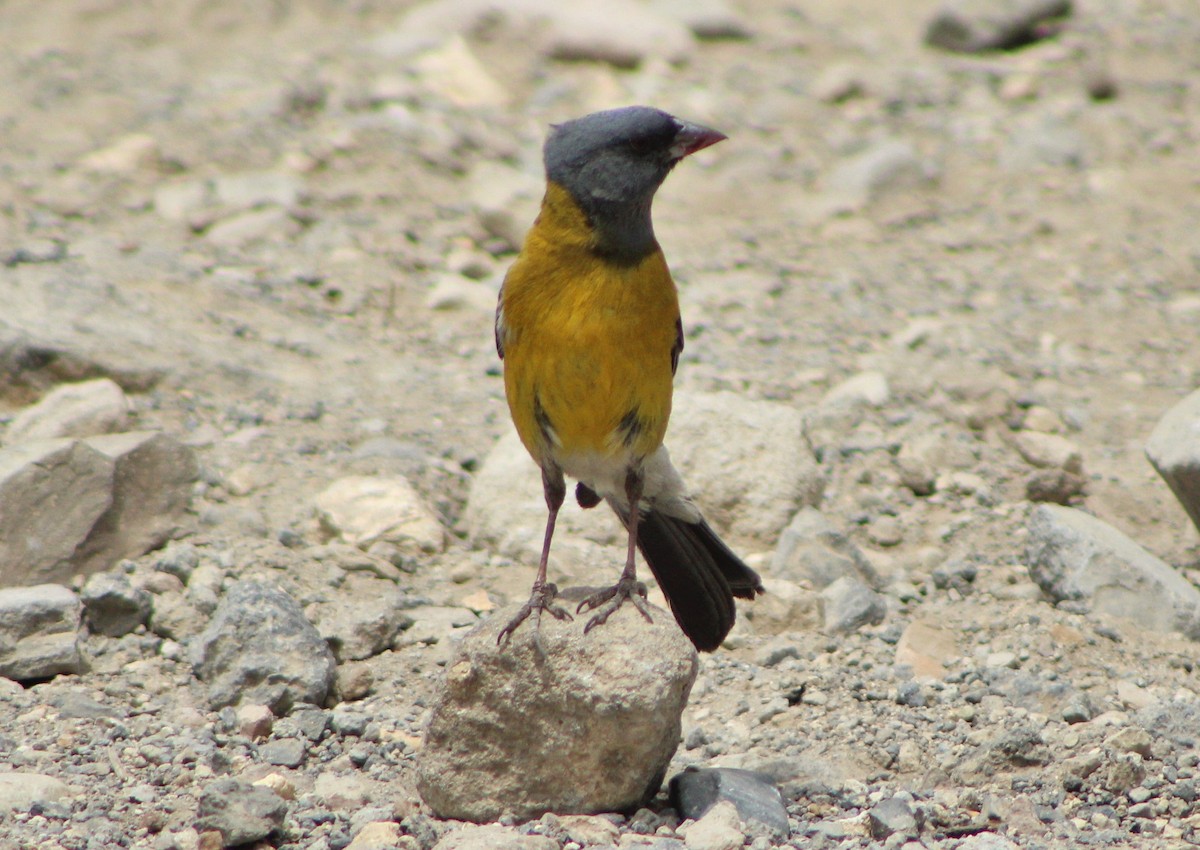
669 767 789 838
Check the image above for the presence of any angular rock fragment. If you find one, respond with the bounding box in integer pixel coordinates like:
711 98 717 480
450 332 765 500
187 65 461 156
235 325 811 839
418 591 696 821
1026 504 1200 638
191 581 337 713
0 584 84 680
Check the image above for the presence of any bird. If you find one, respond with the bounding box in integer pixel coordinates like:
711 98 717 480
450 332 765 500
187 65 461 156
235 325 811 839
494 105 763 652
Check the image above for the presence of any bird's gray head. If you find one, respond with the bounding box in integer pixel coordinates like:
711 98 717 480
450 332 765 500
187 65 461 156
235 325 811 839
543 106 725 262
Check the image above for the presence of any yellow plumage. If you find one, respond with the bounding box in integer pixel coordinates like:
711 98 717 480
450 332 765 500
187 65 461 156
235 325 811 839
500 182 678 470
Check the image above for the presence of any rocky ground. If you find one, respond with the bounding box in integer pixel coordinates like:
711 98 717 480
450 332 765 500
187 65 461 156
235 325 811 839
2 0 1200 848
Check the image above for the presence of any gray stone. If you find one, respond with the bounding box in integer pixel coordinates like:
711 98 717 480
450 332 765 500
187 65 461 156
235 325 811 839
417 591 697 822
0 439 113 587
148 590 208 641
196 777 287 846
822 141 932 211
81 571 151 637
1026 504 1200 638
72 431 198 575
820 577 887 634
925 0 1072 52
155 542 200 583
0 584 83 681
260 737 307 768
669 768 789 838
772 508 881 590
0 772 74 812
867 795 921 839
1001 113 1086 170
312 573 409 661
1146 387 1200 536
190 581 337 713
0 432 194 587
4 378 130 443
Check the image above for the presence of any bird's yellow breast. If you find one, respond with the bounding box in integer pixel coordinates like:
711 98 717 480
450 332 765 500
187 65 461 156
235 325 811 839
499 183 680 471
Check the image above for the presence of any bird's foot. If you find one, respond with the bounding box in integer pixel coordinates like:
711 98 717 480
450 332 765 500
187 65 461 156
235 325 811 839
577 576 654 635
497 582 573 648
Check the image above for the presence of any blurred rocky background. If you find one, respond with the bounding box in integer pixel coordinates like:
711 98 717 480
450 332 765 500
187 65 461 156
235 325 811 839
1 0 1199 848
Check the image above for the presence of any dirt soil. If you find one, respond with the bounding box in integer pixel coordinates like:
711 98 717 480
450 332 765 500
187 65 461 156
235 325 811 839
2 0 1200 848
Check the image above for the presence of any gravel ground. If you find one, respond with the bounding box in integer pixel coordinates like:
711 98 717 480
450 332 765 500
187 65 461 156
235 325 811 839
2 1 1199 848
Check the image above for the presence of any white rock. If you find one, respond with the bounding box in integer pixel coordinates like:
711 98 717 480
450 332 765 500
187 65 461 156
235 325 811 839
425 275 497 312
78 133 161 174
0 772 75 812
1010 430 1083 473
205 207 291 247
154 179 211 221
4 378 130 444
821 371 890 409
212 171 303 210
410 35 511 107
316 475 445 554
381 0 693 67
683 800 746 850
347 821 402 850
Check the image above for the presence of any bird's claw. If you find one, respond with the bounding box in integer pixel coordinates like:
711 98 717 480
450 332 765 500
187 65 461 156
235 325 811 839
577 577 653 634
497 582 573 648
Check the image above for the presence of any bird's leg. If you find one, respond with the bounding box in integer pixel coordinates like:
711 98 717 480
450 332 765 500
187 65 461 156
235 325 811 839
578 467 654 633
497 465 573 648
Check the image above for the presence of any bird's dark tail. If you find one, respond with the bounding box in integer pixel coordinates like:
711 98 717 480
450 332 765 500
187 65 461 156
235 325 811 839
626 507 764 652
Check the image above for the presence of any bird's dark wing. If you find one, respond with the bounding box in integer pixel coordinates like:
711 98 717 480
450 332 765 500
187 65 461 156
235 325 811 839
495 288 506 360
671 316 683 375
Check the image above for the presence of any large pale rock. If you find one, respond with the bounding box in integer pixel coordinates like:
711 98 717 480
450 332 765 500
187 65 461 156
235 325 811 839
0 439 113 587
418 590 697 822
191 581 337 713
0 584 83 680
1026 505 1200 638
666 391 823 545
381 0 694 67
0 433 194 586
4 378 130 443
72 431 198 575
0 772 75 812
316 475 445 554
772 508 880 589
1146 388 1200 535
